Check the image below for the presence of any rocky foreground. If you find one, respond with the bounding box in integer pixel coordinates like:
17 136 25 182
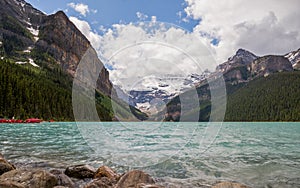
0 153 250 188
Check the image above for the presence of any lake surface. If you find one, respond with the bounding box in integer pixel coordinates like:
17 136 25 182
0 122 299 187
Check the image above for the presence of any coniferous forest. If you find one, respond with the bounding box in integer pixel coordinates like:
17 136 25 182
0 59 114 121
225 71 300 121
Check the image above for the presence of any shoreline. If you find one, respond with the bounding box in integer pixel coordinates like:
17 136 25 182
0 153 251 188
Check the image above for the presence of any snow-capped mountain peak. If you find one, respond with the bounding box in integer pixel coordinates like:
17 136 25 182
285 48 300 69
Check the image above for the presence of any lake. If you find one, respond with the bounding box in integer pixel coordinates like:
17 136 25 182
0 122 299 188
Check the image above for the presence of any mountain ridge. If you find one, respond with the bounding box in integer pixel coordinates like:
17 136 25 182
0 0 148 121
163 48 300 121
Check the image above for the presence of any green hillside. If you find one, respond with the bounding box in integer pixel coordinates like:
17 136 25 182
0 58 148 121
225 71 300 121
0 59 111 121
165 71 300 121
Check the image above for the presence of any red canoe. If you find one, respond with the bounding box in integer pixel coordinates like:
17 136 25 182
0 119 8 123
24 118 43 123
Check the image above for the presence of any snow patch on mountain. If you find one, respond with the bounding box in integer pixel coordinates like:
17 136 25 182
15 58 39 67
117 71 211 115
28 58 39 67
285 49 300 68
27 26 39 41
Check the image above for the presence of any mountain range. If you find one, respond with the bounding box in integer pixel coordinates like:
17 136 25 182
163 48 300 121
1 0 299 121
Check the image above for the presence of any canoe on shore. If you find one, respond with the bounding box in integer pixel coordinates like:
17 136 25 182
0 118 43 123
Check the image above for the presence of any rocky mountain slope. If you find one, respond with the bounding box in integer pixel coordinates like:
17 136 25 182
122 71 211 117
0 0 112 95
0 0 147 121
285 48 300 70
163 48 299 121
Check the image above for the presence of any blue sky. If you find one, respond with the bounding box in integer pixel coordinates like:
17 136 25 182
26 0 199 32
25 0 299 61
25 0 300 87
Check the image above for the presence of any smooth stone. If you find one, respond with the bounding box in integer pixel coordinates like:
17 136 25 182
94 166 119 180
65 164 96 179
0 169 57 188
0 181 25 188
137 183 165 188
50 169 75 188
115 170 155 188
0 154 16 176
212 182 251 188
84 178 112 188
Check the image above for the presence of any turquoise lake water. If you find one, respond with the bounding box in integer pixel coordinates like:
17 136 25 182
0 122 299 187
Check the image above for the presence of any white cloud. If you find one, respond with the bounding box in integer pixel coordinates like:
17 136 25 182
151 16 157 23
69 17 102 51
98 22 217 91
69 17 218 92
184 0 300 62
68 2 90 16
136 12 148 21
69 1 300 93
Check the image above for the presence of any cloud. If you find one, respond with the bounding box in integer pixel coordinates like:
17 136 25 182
136 12 148 21
68 16 217 92
184 0 300 62
69 17 102 51
98 22 217 91
69 1 300 93
68 2 90 16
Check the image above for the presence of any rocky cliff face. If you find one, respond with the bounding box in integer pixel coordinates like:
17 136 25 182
249 55 293 78
285 48 300 70
218 49 293 84
164 48 298 122
0 0 113 96
217 49 258 73
0 0 45 27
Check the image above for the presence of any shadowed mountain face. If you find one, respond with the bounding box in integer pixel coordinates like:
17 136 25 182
0 0 112 96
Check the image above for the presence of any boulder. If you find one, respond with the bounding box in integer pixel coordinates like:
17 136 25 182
50 169 75 188
94 166 119 180
115 170 155 188
212 182 251 188
65 164 96 179
84 178 112 188
0 154 16 175
0 169 57 188
0 181 25 188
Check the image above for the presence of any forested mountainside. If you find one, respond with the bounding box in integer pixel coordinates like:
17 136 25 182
0 0 147 121
164 49 300 122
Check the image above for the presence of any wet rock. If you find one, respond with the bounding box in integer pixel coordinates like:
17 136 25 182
84 178 112 188
94 166 119 180
0 169 57 188
0 181 24 188
65 164 96 179
0 153 16 175
137 183 165 188
50 169 75 188
115 170 155 188
212 182 251 188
